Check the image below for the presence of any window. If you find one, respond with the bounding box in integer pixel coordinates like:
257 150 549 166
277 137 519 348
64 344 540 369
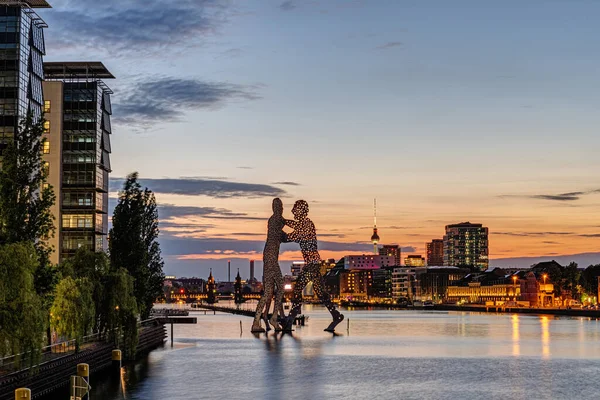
62 214 93 229
44 100 50 113
43 120 50 133
42 161 49 175
42 140 50 154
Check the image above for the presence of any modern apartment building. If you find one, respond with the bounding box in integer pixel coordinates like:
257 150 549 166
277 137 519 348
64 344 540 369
379 244 401 266
443 222 489 271
42 61 114 263
0 0 49 153
426 239 444 266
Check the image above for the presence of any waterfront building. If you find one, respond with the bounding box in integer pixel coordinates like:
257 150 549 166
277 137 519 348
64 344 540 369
443 222 489 270
249 259 255 281
372 267 393 299
391 267 424 300
519 271 554 307
0 0 49 155
446 268 522 304
379 244 401 266
426 239 444 266
320 258 336 276
420 267 469 301
343 254 395 270
324 262 345 300
405 255 426 267
234 269 243 304
340 269 372 300
42 62 114 263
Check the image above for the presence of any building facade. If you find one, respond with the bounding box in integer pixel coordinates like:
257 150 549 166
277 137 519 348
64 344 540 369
443 222 489 270
405 255 426 267
0 1 49 154
42 62 114 263
379 244 401 266
426 239 444 266
344 255 395 270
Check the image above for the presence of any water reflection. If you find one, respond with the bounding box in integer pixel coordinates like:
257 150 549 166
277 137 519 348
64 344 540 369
512 314 520 356
540 316 550 359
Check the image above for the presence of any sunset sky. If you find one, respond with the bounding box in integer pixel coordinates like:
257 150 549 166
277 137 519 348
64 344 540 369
44 0 600 279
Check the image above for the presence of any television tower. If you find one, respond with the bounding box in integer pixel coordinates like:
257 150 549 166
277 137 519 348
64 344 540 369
370 198 380 254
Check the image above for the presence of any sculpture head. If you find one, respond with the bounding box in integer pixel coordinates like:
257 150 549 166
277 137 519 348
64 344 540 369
272 198 283 215
292 200 309 219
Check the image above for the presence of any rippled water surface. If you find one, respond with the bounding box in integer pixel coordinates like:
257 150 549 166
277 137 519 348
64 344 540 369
83 304 600 400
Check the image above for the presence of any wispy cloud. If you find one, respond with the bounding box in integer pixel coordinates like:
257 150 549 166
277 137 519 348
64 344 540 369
279 1 296 11
114 77 261 128
272 181 301 186
158 204 265 221
494 232 574 237
45 0 232 55
376 41 402 50
500 189 600 202
110 177 286 199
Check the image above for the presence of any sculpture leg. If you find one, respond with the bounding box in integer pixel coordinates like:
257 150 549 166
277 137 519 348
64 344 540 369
310 267 344 332
269 269 284 330
282 269 308 331
252 279 273 332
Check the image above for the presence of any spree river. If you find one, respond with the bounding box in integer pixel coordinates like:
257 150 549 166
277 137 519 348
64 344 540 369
75 304 600 400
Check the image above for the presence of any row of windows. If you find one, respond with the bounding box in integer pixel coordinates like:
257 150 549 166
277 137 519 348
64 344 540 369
62 214 93 228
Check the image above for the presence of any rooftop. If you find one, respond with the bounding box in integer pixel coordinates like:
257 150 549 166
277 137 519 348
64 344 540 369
43 62 115 80
0 0 52 8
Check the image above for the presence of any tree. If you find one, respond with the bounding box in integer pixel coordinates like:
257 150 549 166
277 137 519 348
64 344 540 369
102 268 138 359
59 248 110 332
0 242 46 367
50 277 95 352
0 112 56 265
581 264 600 297
109 172 164 319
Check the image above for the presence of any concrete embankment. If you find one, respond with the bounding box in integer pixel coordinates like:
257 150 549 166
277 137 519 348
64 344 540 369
0 321 166 400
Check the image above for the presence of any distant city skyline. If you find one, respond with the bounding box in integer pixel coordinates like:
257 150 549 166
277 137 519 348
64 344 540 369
39 0 600 278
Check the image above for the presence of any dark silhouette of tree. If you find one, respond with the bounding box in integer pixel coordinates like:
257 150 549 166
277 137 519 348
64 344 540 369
109 172 164 319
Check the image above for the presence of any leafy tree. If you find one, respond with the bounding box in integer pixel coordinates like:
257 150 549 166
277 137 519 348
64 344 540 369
109 172 164 319
50 277 95 352
59 248 110 332
581 264 600 296
563 262 581 296
0 112 56 266
0 242 46 367
102 268 139 359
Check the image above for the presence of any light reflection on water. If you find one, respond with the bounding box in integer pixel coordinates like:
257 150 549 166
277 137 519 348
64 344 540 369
62 304 600 400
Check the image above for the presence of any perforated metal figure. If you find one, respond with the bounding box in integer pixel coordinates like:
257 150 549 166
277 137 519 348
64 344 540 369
282 200 344 332
251 198 286 332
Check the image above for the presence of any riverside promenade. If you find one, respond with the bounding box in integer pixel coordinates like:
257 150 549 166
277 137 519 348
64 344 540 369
434 303 600 317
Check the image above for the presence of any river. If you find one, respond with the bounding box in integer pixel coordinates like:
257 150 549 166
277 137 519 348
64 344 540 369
58 303 600 399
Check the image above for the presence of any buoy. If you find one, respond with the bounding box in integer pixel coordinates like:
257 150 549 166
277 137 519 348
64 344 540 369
14 388 31 400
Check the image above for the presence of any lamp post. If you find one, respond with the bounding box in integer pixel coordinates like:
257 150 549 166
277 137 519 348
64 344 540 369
512 276 517 302
542 274 548 307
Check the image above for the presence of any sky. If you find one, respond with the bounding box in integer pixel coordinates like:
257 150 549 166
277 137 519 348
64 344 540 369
41 0 600 280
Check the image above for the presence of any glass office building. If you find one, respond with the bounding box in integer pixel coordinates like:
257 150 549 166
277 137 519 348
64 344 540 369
0 0 49 153
43 62 114 261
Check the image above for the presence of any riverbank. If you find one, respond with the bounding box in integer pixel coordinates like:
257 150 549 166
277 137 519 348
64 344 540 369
0 321 166 400
434 303 600 317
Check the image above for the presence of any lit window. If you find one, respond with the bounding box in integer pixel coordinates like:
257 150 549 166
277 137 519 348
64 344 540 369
43 121 50 133
42 140 50 154
44 100 51 113
42 161 49 175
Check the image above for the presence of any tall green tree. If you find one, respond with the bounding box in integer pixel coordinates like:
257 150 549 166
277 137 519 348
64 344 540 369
109 172 164 319
0 112 56 265
59 248 110 332
50 277 95 352
581 264 600 297
0 242 46 367
102 268 138 359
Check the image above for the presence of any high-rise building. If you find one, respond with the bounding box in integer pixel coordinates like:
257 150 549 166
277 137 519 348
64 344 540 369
0 1 49 154
426 239 444 266
379 244 401 266
42 62 114 263
249 259 255 281
443 222 489 270
405 255 426 267
343 254 395 270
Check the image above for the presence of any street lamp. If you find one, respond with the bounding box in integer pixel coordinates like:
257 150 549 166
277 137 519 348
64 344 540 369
512 276 518 301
